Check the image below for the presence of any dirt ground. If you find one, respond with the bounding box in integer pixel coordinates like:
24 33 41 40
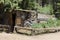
0 32 60 40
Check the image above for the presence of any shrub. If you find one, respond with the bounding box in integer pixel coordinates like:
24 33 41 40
31 23 43 28
35 3 53 15
56 20 60 26
46 19 57 28
31 19 60 28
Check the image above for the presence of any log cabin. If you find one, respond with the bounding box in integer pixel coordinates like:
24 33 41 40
0 0 60 32
0 8 37 32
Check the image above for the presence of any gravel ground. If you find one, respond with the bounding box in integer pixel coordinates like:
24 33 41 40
0 32 60 40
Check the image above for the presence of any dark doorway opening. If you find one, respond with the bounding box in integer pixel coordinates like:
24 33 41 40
12 13 16 26
11 13 16 32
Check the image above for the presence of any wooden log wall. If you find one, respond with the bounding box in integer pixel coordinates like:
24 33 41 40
15 11 22 26
0 3 4 24
4 11 13 26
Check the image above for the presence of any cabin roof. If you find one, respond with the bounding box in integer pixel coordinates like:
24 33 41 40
14 9 36 13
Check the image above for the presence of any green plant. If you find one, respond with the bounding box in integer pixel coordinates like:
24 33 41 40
31 22 48 28
31 23 42 28
46 19 57 27
36 4 53 15
0 0 37 10
56 20 60 26
0 0 4 3
20 0 36 10
31 19 60 28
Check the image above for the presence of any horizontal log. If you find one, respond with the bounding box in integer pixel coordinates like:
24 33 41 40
15 26 60 31
15 26 60 35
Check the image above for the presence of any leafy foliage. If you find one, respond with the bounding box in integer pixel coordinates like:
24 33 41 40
20 0 36 10
36 3 53 14
0 0 4 3
0 0 53 13
31 19 60 28
0 0 36 11
56 20 60 26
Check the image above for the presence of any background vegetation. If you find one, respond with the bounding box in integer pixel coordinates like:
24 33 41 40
0 0 53 14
